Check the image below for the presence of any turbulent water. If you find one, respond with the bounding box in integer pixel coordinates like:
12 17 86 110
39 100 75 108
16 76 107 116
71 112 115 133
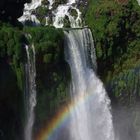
64 28 115 140
25 45 37 140
19 0 41 24
53 0 82 28
19 0 82 28
21 1 115 140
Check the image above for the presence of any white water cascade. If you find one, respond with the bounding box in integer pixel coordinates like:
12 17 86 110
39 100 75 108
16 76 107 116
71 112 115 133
25 45 37 140
19 0 82 28
64 28 115 140
18 0 42 24
52 0 82 28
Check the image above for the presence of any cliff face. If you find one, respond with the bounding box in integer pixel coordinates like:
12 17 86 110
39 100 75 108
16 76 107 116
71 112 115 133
85 1 140 138
85 0 140 78
24 27 70 135
85 0 140 96
0 0 31 22
0 24 69 139
0 24 26 140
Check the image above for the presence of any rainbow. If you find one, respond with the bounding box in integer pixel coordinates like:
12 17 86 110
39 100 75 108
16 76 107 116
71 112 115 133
36 93 93 140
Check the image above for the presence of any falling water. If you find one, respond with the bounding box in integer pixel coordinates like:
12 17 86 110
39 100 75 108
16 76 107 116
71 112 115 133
18 0 41 24
19 0 82 28
53 0 82 28
64 28 115 140
25 45 37 140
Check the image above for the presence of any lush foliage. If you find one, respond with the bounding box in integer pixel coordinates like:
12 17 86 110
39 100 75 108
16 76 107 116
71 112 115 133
34 6 49 26
0 22 26 90
0 23 26 140
86 0 140 81
1 0 140 139
23 26 70 134
0 24 70 139
86 1 140 136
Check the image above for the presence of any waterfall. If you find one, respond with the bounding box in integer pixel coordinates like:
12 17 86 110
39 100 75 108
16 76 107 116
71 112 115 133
53 0 82 28
18 0 41 24
25 45 37 140
64 28 115 140
19 0 82 28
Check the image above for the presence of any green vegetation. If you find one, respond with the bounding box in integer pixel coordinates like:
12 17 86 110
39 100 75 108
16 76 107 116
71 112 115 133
24 26 65 67
85 0 140 82
107 67 140 105
0 24 70 139
23 26 70 134
0 23 26 140
86 1 140 134
85 4 140 135
34 6 49 26
1 0 140 138
52 0 67 9
0 22 26 90
69 9 78 18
